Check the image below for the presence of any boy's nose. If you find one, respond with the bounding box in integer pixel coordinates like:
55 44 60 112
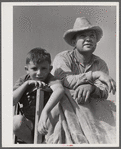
37 69 41 75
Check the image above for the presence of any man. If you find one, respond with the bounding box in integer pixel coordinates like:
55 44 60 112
49 17 116 144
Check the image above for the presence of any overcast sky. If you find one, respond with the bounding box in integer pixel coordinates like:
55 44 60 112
13 4 117 101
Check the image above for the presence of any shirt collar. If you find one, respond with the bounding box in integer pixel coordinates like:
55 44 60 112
72 48 97 67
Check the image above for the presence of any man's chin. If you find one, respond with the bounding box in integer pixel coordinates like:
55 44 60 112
80 50 94 54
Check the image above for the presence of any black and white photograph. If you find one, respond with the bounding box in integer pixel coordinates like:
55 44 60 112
2 2 119 147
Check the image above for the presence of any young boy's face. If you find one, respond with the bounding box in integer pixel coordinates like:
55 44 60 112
25 60 52 81
74 30 97 55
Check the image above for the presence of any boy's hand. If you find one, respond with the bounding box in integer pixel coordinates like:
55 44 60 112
27 80 46 88
38 110 48 135
73 84 95 104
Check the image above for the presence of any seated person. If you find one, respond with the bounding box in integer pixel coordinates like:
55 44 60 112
13 47 64 143
52 17 116 103
49 17 116 144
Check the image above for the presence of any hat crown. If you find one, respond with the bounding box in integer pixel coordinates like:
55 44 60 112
63 17 103 46
73 17 92 30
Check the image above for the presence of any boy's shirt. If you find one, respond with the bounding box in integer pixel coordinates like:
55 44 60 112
51 49 109 99
13 73 60 122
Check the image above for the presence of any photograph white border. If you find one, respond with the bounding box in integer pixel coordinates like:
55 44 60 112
2 2 119 147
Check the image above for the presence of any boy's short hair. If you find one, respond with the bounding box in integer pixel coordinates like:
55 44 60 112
26 47 51 65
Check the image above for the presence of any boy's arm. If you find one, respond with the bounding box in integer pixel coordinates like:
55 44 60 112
42 81 64 115
13 79 42 105
38 81 64 134
13 81 28 106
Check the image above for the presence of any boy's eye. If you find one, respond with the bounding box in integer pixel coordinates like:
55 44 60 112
42 67 47 70
32 67 37 71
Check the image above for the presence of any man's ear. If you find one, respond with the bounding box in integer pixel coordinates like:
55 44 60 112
71 39 76 46
25 66 29 74
50 65 53 72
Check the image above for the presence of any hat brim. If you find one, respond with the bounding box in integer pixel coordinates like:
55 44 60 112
63 26 103 46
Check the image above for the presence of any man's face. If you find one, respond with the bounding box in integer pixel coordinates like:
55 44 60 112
25 60 51 81
75 30 97 54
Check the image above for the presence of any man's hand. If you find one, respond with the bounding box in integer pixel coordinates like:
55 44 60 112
92 71 116 95
73 84 95 104
38 110 48 135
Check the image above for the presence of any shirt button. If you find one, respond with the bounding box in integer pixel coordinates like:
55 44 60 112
31 96 35 100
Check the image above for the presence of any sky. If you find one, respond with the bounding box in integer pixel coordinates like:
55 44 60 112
13 5 116 81
13 4 117 101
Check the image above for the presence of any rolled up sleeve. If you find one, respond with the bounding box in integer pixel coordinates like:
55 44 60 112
91 61 109 99
52 51 110 100
51 53 93 89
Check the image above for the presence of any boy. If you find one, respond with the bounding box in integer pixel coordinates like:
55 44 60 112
13 47 64 143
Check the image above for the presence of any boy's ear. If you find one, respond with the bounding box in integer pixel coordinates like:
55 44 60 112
50 65 53 72
25 66 29 73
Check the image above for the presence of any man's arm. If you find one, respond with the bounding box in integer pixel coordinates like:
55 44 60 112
51 53 93 89
92 71 116 95
52 53 116 99
91 80 109 99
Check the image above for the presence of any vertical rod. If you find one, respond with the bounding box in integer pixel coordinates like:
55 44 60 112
34 89 44 144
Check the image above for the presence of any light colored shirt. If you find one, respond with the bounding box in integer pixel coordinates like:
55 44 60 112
51 49 109 99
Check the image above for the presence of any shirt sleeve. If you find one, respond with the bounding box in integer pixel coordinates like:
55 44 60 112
52 52 110 100
91 60 109 99
13 77 24 91
91 80 108 99
48 74 63 89
51 53 93 89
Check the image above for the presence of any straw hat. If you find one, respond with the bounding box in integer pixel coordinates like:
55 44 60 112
63 17 103 46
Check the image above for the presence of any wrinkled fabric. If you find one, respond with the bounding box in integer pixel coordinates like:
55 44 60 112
51 49 109 89
48 49 116 144
46 88 116 144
